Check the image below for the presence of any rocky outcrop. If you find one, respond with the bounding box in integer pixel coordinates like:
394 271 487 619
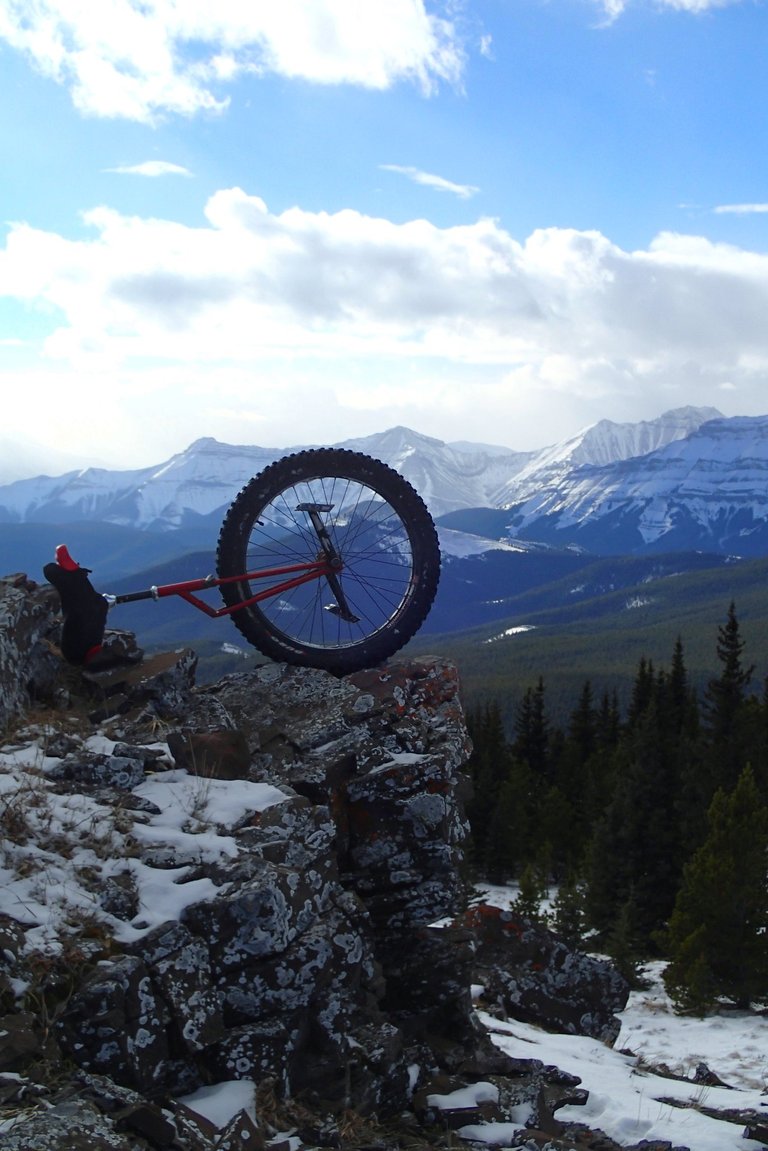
467 903 630 1044
0 573 60 729
39 655 475 1118
0 573 727 1151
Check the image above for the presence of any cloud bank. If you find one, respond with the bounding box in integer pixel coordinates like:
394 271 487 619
1 188 766 459
0 0 465 122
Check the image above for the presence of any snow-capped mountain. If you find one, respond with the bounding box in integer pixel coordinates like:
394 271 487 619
501 414 768 555
0 426 532 528
0 438 286 530
5 406 768 556
494 405 722 505
334 427 534 517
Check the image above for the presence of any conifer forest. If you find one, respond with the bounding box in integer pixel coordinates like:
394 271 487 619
464 602 768 1014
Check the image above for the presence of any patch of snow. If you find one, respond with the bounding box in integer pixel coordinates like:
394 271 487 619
178 1080 257 1128
483 625 536 644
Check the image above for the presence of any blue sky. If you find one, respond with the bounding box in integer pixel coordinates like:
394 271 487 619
2 0 768 479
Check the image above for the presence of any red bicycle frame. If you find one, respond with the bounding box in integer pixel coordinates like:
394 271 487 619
47 492 364 670
105 558 337 618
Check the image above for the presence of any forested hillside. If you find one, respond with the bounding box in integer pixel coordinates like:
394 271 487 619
464 603 768 1013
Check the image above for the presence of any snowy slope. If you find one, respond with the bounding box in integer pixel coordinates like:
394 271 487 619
0 438 285 529
495 405 722 505
336 426 534 518
504 414 768 554
0 409 719 532
4 407 768 558
0 427 532 528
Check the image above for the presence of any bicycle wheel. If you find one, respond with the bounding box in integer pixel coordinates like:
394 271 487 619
216 449 441 674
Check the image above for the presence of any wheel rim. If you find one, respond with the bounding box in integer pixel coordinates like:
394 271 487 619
240 474 416 651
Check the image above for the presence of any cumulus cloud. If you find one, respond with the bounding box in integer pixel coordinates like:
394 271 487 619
0 0 465 122
3 189 768 408
380 165 479 199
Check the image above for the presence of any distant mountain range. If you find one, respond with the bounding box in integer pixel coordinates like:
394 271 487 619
6 405 767 684
4 404 757 554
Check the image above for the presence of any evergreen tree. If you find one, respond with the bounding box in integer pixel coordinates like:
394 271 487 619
550 873 587 947
539 784 582 880
586 645 692 950
568 680 598 766
513 677 550 780
663 765 768 1013
701 602 755 795
667 636 697 736
466 702 543 880
484 775 525 883
596 689 621 749
627 657 655 730
551 681 599 854
513 862 547 922
466 701 512 844
605 895 646 988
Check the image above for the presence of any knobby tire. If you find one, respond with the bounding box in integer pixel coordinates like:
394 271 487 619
216 449 440 674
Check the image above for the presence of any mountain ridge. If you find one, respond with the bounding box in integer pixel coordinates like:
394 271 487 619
0 406 724 540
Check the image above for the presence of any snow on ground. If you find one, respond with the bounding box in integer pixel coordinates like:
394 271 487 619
179 965 768 1150
437 527 531 558
474 988 767 1151
483 625 537 644
463 884 768 1150
178 1079 258 1126
0 734 289 950
2 744 767 1148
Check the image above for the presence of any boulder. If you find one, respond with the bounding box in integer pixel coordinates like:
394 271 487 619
466 903 630 1044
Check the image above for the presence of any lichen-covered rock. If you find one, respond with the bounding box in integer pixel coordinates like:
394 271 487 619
49 658 473 1114
0 1098 150 1151
0 590 713 1151
0 574 60 729
466 903 630 1044
83 648 198 722
56 955 171 1094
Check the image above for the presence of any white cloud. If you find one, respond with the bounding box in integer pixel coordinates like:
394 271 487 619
654 0 740 8
2 190 768 458
105 161 193 177
714 203 768 215
0 0 465 123
596 0 740 18
380 165 479 199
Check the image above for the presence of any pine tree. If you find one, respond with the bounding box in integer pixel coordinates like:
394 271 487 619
484 776 523 884
596 689 621 749
627 657 655 730
539 783 582 880
663 764 768 1013
513 677 550 780
606 895 646 988
569 680 598 766
513 862 547 922
585 725 679 948
667 636 697 737
552 680 599 851
702 602 755 795
465 701 513 870
550 874 587 947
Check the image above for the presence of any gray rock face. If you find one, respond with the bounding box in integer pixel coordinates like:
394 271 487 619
50 656 473 1114
0 573 60 729
466 903 630 1044
1 574 692 1151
